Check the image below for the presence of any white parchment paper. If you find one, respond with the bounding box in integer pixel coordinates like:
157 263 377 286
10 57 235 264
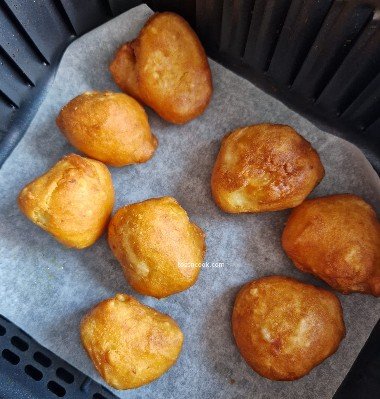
0 5 379 399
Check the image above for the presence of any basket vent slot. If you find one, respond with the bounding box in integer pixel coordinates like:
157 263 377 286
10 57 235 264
292 1 374 100
47 380 66 397
2 348 20 365
219 0 255 58
25 364 43 381
317 17 380 120
268 0 334 86
56 366 74 384
11 335 29 352
34 351 52 368
243 0 292 71
0 324 6 336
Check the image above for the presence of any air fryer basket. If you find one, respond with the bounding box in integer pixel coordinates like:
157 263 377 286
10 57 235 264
0 1 379 398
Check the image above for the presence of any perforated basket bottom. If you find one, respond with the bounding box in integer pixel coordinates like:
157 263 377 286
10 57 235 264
0 315 117 399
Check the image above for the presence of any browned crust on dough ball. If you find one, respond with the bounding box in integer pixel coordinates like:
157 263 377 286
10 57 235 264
108 196 206 298
18 153 114 248
80 294 183 389
110 12 213 124
211 124 325 213
232 276 345 380
282 194 380 296
56 91 157 167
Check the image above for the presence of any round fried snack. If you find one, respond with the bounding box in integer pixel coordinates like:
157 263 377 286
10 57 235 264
211 124 324 213
81 294 183 389
18 153 114 248
108 196 205 298
56 92 157 167
110 12 213 124
282 194 380 296
232 276 345 381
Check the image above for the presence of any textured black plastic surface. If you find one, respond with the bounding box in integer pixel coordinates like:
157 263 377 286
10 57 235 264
0 0 75 169
197 0 380 172
0 0 379 398
334 319 380 399
0 314 117 399
1 0 379 168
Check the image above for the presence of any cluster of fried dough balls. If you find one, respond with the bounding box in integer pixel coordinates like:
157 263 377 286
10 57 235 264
18 154 114 248
282 194 380 296
56 91 157 167
16 10 215 393
232 276 345 380
110 12 213 124
211 124 324 213
17 9 380 393
18 12 214 390
108 196 206 298
80 294 183 389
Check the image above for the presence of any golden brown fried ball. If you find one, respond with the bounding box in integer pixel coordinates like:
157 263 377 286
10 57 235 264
232 276 345 381
81 294 183 389
56 91 157 167
108 196 205 298
282 194 380 296
211 124 325 213
18 153 114 248
110 12 213 124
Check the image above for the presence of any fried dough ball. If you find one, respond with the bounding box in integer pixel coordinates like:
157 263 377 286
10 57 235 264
108 197 205 298
18 154 114 248
81 294 183 389
232 276 345 381
282 194 380 296
109 43 142 102
56 92 157 167
110 12 213 124
211 124 324 213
